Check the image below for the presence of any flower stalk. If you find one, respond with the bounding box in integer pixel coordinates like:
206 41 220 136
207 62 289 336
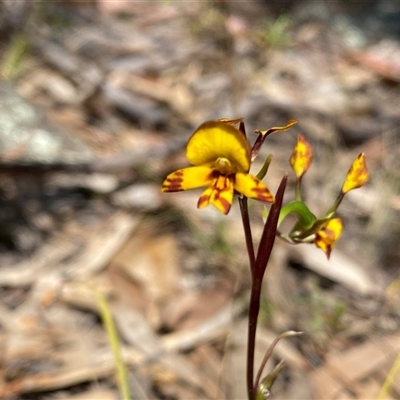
239 196 256 275
245 175 287 400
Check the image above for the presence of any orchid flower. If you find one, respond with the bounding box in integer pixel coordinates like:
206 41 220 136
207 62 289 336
162 120 274 214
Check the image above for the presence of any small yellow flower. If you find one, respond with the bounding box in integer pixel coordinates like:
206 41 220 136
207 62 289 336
289 135 313 179
341 153 369 194
162 120 274 214
314 218 343 259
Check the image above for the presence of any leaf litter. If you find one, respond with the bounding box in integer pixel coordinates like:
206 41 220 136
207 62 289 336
0 1 400 399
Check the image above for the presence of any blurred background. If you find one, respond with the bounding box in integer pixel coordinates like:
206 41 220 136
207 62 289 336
0 0 399 399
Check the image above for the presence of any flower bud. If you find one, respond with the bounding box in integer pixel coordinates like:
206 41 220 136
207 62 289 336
289 135 313 179
341 153 369 194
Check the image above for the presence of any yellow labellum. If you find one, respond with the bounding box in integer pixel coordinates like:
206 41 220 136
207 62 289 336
198 175 234 214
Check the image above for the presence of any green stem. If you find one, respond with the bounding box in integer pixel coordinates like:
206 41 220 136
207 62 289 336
295 176 302 201
94 288 132 400
326 191 344 217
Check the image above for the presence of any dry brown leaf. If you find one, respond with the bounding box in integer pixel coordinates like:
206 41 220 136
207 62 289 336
312 333 400 399
161 303 240 353
0 234 79 288
59 388 117 400
64 212 139 279
289 245 377 295
161 279 235 331
112 226 180 304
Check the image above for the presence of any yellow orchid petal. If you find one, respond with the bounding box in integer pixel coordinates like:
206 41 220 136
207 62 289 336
197 175 234 214
251 119 297 162
314 218 343 259
289 135 313 179
257 119 298 136
186 121 251 172
341 153 369 194
234 172 274 203
217 117 244 125
161 165 214 192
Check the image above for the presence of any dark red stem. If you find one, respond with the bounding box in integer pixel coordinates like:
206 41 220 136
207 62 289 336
245 175 288 400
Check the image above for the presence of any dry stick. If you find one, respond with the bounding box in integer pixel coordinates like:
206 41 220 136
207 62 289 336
244 175 287 400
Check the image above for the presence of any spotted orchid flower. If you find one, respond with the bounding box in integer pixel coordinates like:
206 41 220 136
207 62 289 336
313 217 343 259
162 120 274 214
